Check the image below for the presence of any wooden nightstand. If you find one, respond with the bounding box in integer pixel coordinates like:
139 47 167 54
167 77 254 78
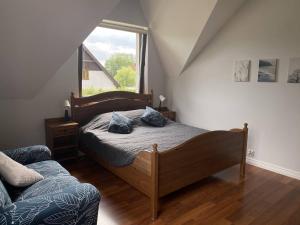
155 107 176 121
45 118 79 160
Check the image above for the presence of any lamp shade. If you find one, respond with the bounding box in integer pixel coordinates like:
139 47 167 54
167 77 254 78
159 95 166 102
64 100 71 109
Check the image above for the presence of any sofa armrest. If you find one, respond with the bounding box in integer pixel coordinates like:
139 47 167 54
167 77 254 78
0 183 100 225
2 145 51 165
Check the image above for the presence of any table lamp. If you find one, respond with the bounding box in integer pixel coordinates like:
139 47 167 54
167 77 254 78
159 95 166 110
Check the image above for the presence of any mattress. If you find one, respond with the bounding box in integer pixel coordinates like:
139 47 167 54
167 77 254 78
80 109 208 167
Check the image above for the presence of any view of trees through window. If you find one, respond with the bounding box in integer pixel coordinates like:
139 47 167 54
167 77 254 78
81 27 139 96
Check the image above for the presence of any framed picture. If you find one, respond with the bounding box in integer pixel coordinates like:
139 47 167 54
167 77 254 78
288 57 300 83
234 60 250 82
258 59 278 82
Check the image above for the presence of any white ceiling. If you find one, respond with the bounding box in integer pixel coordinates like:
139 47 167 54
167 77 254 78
0 0 119 99
140 0 247 77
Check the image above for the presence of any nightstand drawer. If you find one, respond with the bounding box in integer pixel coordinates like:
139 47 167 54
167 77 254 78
53 127 77 137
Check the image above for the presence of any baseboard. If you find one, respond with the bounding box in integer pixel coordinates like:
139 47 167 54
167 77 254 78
246 157 300 180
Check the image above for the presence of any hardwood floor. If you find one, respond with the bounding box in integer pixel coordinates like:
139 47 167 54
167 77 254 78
62 157 300 225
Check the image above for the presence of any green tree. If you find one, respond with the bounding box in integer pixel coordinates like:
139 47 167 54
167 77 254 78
114 66 136 87
105 53 135 77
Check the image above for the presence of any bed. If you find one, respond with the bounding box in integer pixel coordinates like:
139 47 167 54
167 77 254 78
70 91 248 220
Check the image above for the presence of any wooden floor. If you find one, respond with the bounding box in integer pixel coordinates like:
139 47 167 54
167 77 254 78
62 157 300 225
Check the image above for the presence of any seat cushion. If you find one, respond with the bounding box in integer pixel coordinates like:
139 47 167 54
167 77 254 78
7 160 76 201
26 160 70 179
0 179 11 207
15 175 79 201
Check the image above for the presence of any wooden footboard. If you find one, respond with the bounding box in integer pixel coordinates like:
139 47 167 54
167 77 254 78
158 124 248 197
151 123 248 219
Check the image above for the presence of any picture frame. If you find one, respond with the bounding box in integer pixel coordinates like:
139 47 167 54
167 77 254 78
258 59 278 82
234 60 250 82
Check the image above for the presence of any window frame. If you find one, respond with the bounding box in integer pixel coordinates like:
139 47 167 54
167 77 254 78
78 21 148 97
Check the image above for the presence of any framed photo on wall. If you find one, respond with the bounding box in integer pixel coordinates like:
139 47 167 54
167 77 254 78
258 59 278 82
288 57 300 83
234 60 250 82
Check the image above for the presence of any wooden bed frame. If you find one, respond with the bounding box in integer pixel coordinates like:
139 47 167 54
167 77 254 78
71 91 248 220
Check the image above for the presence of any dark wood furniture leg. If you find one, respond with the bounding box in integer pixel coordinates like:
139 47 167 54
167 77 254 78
240 123 248 179
151 144 159 220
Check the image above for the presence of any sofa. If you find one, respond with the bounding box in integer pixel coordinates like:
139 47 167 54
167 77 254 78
0 145 100 225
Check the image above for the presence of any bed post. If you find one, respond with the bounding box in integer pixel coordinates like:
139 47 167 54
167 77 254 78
151 144 159 220
150 89 154 107
70 92 75 104
70 92 75 120
240 123 248 179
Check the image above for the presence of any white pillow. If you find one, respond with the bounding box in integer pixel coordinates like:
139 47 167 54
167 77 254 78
0 152 44 187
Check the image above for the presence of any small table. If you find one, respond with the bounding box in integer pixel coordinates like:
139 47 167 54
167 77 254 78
155 107 176 121
45 118 79 161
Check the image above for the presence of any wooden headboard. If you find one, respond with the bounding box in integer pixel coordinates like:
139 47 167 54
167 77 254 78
70 91 153 125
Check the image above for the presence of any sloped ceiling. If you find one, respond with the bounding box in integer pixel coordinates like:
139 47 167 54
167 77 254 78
140 0 246 77
105 0 147 27
0 0 119 99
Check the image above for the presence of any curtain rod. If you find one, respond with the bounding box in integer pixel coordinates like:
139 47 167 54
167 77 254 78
100 20 148 34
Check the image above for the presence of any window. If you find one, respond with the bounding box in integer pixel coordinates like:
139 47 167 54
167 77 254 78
79 23 147 97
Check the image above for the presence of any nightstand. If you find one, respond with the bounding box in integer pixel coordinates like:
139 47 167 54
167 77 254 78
155 107 176 121
45 118 79 160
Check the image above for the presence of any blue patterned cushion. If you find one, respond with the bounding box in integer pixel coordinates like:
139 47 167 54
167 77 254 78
0 146 100 225
141 106 167 127
1 183 100 225
108 112 133 134
6 161 73 201
15 176 79 201
0 180 11 207
26 160 70 178
0 145 101 224
2 145 51 165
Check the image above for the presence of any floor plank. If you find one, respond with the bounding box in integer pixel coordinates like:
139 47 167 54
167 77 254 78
62 157 300 225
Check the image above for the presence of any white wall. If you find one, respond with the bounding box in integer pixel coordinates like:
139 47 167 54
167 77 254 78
140 0 218 77
0 52 78 148
145 33 166 106
0 0 119 99
167 0 300 174
139 0 246 78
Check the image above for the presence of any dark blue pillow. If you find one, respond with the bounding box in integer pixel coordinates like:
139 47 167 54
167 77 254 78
108 112 133 134
141 106 167 127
